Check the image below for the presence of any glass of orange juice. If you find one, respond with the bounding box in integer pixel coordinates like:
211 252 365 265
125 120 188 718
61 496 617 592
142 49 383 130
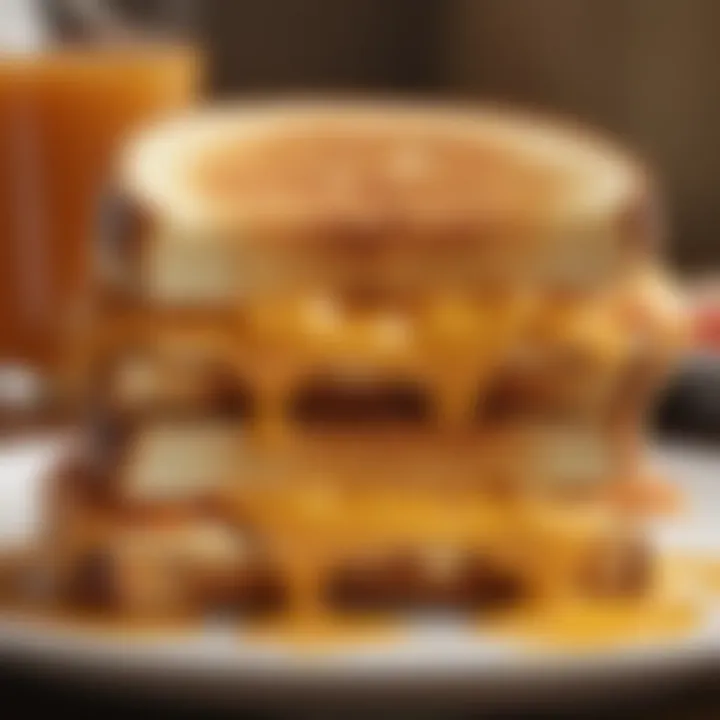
0 1 202 416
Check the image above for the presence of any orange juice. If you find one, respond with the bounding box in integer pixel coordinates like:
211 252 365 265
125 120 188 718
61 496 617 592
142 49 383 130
0 46 201 366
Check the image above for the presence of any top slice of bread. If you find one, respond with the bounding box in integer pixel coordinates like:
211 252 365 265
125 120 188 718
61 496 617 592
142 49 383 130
121 101 660 286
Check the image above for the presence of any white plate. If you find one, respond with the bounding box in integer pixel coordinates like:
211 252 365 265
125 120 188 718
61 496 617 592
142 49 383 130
0 436 719 709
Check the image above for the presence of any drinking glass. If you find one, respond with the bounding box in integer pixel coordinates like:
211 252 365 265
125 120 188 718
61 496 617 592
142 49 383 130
0 0 202 419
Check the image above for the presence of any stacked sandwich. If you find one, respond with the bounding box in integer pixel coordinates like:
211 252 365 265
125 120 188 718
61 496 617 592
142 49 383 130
49 103 685 623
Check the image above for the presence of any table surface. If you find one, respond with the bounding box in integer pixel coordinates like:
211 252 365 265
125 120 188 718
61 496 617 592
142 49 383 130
1 661 719 719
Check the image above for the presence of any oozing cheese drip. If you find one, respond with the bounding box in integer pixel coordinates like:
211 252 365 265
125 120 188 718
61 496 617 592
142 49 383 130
83 270 684 628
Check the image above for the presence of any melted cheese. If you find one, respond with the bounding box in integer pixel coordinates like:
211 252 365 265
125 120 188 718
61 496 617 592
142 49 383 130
70 260 685 632
105 271 681 438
